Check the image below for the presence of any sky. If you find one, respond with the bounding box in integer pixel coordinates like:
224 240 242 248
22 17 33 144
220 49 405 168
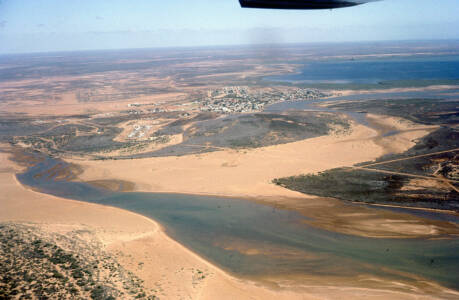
0 0 458 54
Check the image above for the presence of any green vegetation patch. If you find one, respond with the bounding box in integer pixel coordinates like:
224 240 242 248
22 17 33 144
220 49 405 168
273 168 459 211
185 111 350 149
0 223 157 299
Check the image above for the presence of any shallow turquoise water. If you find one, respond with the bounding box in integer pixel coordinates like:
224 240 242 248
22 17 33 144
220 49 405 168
17 157 459 290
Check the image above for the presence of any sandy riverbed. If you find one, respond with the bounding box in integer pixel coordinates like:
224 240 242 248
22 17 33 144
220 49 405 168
2 151 458 299
71 120 386 199
66 114 459 239
72 114 434 198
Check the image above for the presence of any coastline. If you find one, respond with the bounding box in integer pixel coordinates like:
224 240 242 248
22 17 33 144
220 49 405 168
3 151 459 299
0 151 310 299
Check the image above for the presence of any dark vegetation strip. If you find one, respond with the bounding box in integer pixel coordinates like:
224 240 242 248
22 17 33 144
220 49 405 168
274 97 459 211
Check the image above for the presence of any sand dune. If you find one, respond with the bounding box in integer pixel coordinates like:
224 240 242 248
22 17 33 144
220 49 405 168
72 122 379 199
73 115 433 199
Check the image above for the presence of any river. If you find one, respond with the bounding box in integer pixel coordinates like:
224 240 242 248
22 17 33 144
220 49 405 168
17 156 459 291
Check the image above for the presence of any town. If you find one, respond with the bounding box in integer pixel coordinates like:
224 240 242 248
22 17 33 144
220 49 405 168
124 86 332 115
199 86 331 113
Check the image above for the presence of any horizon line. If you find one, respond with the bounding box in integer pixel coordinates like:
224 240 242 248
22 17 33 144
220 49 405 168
1 38 459 57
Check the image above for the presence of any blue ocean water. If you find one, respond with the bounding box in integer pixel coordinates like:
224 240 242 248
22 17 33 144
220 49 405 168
267 55 459 84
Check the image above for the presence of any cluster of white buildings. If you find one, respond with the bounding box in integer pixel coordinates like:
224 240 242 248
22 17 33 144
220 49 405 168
200 87 329 114
127 124 152 139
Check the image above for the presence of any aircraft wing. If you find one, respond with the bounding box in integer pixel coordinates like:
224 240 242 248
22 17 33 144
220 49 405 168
239 0 375 9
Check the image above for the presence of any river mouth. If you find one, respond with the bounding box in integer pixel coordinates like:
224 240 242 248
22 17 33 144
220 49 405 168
13 154 459 294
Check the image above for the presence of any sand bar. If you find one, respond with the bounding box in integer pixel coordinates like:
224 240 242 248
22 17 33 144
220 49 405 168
2 150 459 299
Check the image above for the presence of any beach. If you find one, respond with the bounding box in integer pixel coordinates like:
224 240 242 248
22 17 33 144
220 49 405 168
3 149 458 299
0 151 308 299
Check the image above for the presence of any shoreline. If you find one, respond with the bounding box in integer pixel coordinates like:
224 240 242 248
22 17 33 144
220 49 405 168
3 151 459 299
16 162 459 240
66 181 459 218
12 144 459 240
0 151 310 299
12 172 240 284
